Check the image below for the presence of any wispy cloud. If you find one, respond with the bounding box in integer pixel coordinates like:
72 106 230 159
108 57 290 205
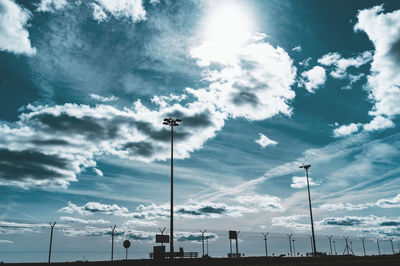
255 133 278 148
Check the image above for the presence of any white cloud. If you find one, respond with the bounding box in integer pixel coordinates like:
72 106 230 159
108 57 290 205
91 0 146 22
0 0 36 55
0 240 13 243
333 123 361 137
354 5 400 120
190 33 296 121
318 51 372 79
59 201 131 216
60 216 110 224
92 168 103 176
292 45 302 52
363 115 394 132
299 66 326 93
319 203 370 211
290 176 320 189
234 193 284 211
36 0 68 12
299 57 312 67
376 194 400 208
255 133 278 148
89 94 119 102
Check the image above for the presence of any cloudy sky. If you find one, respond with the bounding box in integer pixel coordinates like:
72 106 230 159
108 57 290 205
2 0 400 261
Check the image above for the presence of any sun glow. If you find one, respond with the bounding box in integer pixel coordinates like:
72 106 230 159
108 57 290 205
192 1 256 66
204 2 254 46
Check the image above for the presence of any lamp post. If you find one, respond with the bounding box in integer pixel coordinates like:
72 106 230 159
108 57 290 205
300 164 317 255
163 118 182 259
262 233 269 257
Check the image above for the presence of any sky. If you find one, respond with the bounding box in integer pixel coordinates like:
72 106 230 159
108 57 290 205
1 0 400 262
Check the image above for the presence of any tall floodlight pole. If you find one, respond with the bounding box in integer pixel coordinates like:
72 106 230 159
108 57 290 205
327 235 333 255
200 229 207 257
300 164 317 255
163 118 182 259
48 222 56 263
287 234 293 257
110 225 116 261
361 237 366 256
262 233 269 257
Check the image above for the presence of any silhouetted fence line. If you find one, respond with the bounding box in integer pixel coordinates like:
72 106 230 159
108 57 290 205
1 220 400 263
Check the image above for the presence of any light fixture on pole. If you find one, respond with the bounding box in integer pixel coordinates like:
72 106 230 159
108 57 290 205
163 118 182 259
300 164 317 255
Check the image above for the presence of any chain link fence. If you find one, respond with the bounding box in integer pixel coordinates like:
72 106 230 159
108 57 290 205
1 221 399 263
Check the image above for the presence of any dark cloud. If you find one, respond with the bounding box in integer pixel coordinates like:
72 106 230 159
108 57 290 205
32 139 70 146
31 113 119 140
380 221 400 227
177 209 201 216
232 91 260 106
323 218 363 226
389 38 400 63
123 141 154 157
177 234 216 242
166 110 213 128
0 148 70 180
198 206 226 214
135 121 189 142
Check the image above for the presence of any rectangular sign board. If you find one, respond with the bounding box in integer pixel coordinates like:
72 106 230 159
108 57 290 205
156 234 169 243
229 230 237 239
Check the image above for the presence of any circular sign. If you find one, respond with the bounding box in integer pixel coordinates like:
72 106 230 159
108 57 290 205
123 240 131 249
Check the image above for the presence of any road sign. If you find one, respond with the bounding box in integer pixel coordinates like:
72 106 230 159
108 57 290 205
156 234 169 243
123 240 131 249
229 230 237 239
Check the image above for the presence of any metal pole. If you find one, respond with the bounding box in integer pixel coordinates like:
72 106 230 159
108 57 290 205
288 234 293 257
170 125 174 259
327 235 333 255
333 240 337 255
200 229 207 257
230 239 232 256
206 236 209 255
48 222 56 263
361 237 366 256
390 238 395 255
305 166 317 254
111 225 116 261
262 233 269 257
292 239 296 257
236 231 240 257
126 248 128 260
159 227 166 247
377 238 381 255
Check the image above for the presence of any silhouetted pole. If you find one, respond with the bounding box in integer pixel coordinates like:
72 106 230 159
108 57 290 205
390 238 395 255
376 238 381 255
308 235 313 254
287 234 293 257
110 225 116 261
292 239 296 257
327 235 333 255
159 227 166 247
300 164 317 255
262 233 269 256
230 237 232 256
361 237 366 256
333 240 337 255
48 222 56 263
206 236 209 255
236 231 240 257
163 118 181 259
343 236 353 255
200 229 207 257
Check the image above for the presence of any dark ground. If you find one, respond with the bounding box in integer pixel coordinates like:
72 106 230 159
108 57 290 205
4 255 400 266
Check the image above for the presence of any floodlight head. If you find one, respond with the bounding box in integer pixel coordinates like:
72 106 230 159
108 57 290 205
163 122 169 125
164 118 170 122
300 164 311 170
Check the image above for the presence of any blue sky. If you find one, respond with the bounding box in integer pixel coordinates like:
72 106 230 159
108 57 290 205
1 0 400 261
